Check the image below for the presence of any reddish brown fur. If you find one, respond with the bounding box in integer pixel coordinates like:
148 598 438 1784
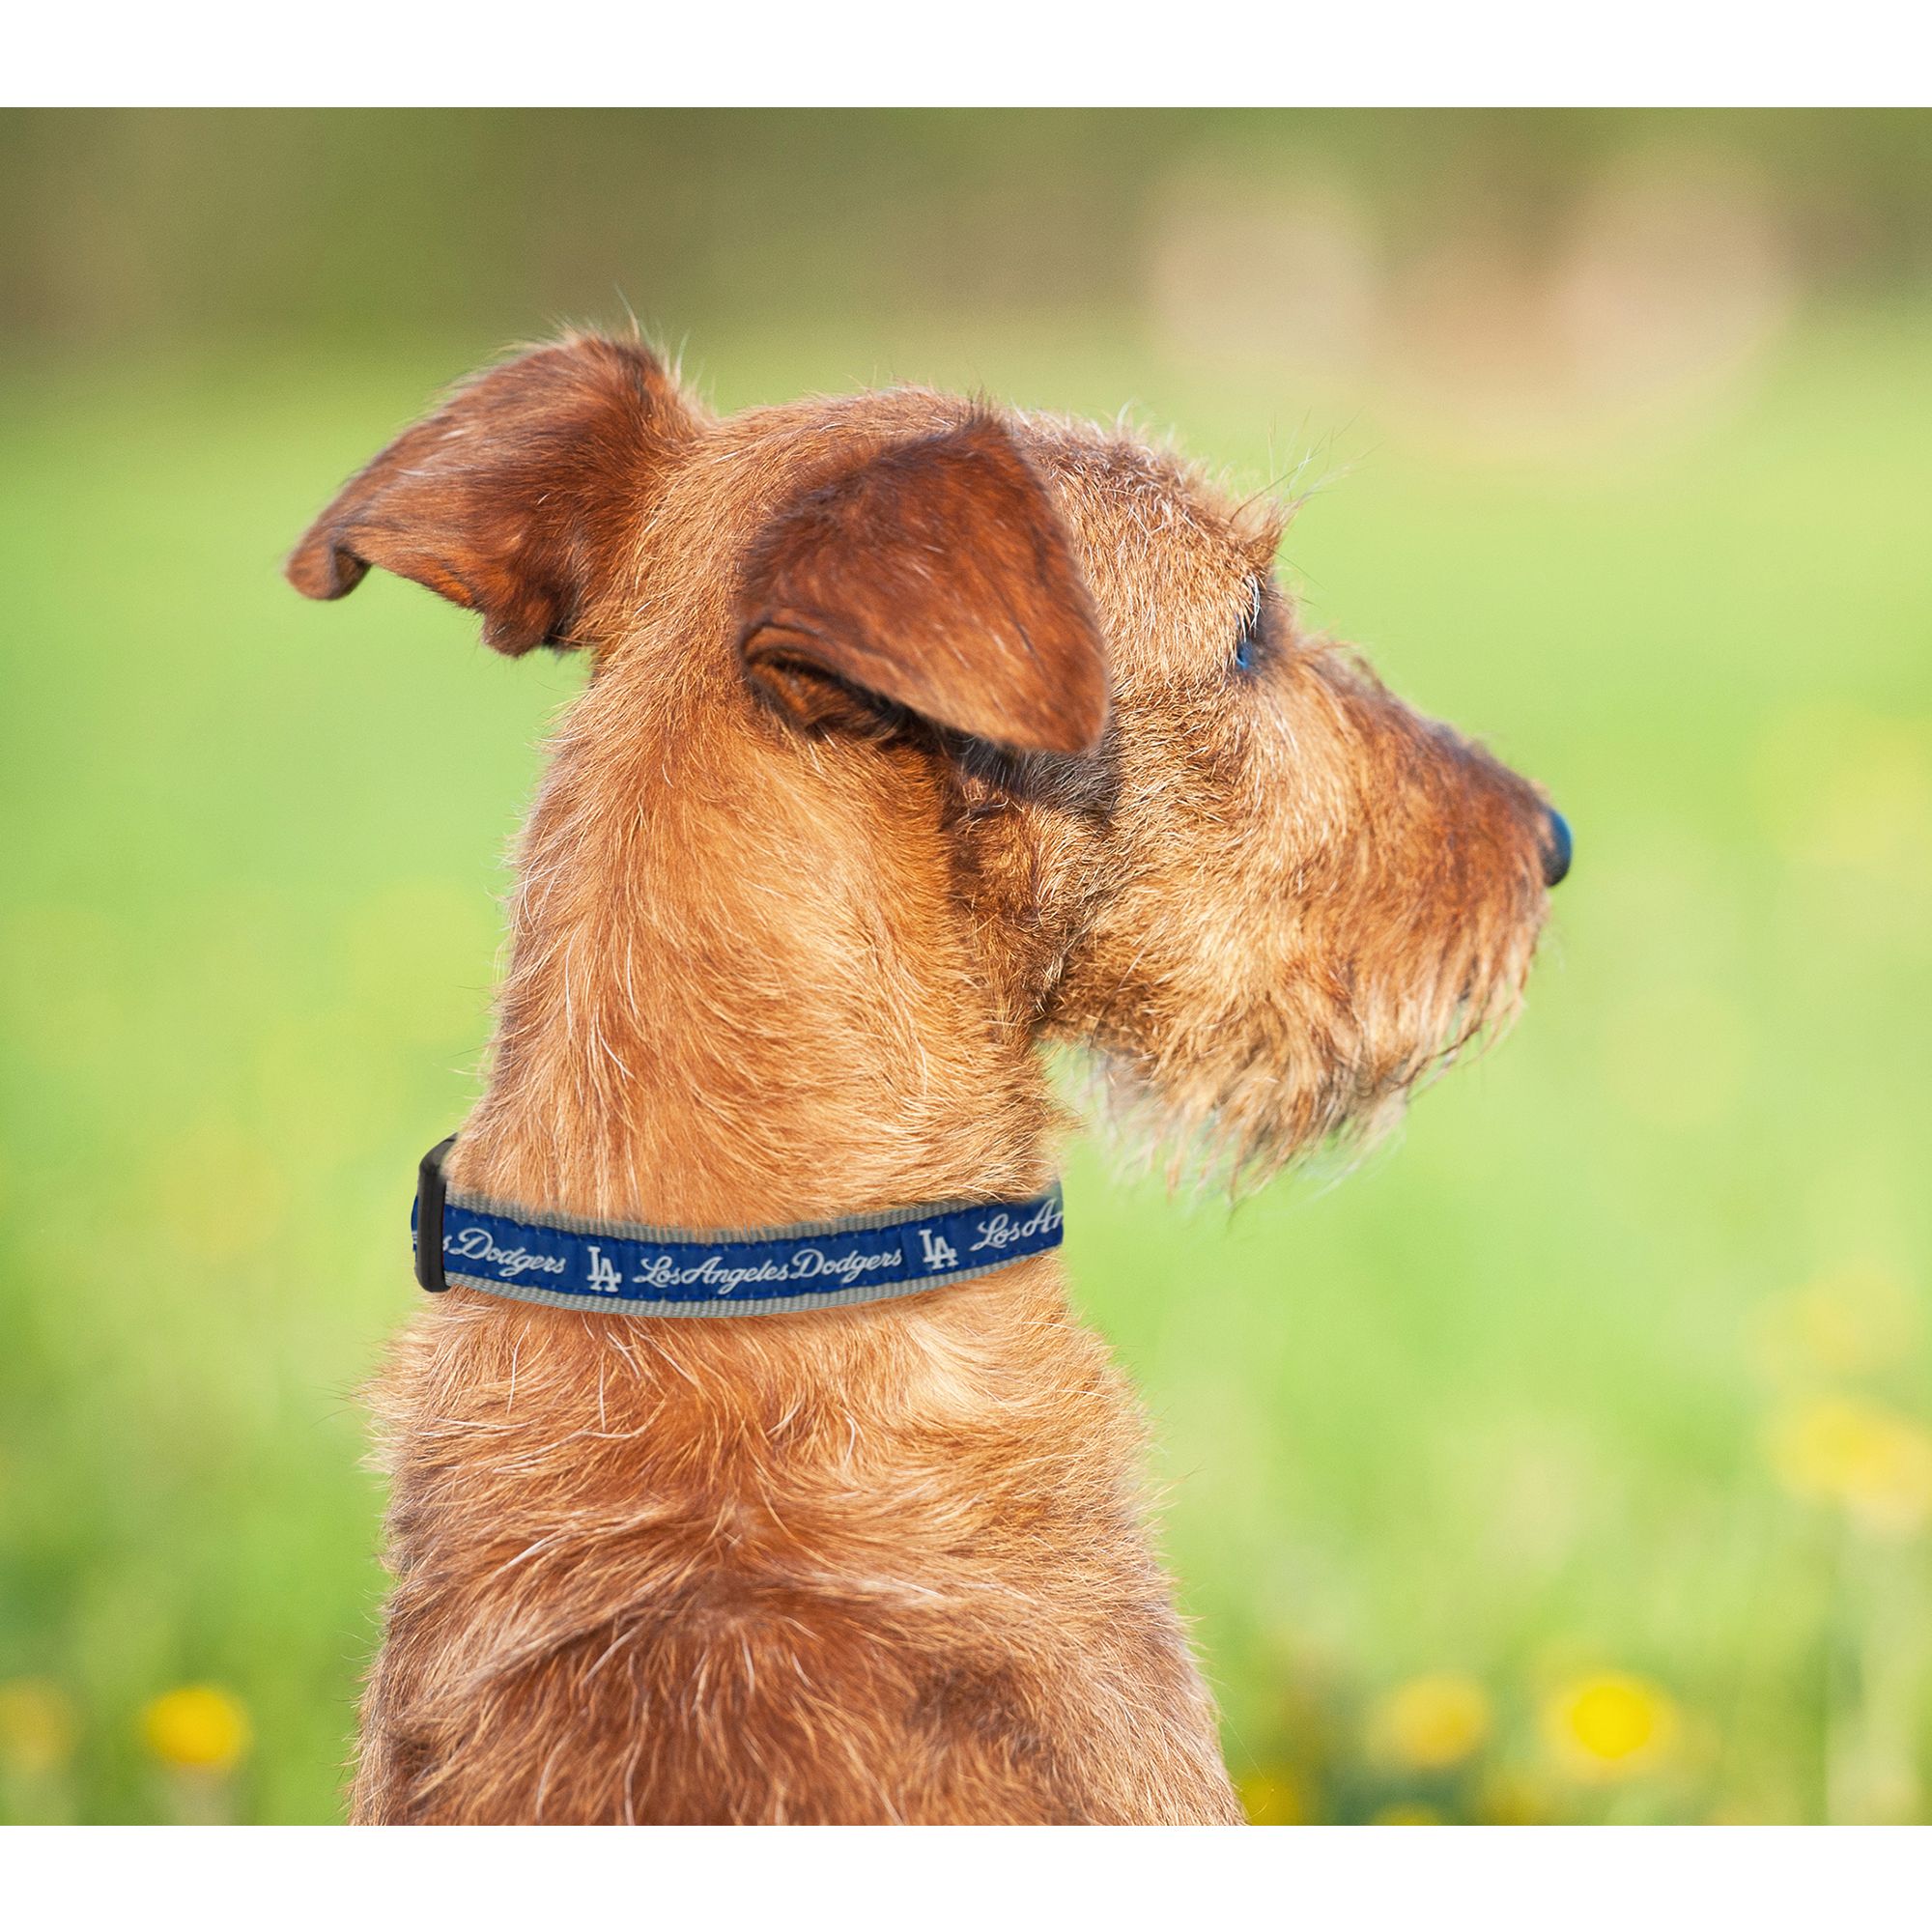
290 332 1558 1825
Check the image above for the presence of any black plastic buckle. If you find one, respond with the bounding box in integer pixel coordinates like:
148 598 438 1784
414 1135 457 1293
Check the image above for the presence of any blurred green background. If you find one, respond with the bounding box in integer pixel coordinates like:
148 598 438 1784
2 109 1930 1825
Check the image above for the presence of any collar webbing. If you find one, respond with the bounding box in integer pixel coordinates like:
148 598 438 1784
410 1137 1065 1319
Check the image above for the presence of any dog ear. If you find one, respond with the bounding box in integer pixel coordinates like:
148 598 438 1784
736 415 1110 757
286 334 689 656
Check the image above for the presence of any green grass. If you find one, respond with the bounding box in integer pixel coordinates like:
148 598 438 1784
2 316 1928 1823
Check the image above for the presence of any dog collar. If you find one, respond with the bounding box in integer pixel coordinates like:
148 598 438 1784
410 1137 1065 1318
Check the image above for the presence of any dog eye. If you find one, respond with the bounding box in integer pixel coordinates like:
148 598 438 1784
1232 584 1265 673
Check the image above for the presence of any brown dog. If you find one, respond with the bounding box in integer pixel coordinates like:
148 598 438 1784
288 332 1566 1824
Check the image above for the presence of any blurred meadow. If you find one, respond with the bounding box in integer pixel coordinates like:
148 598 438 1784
2 109 1930 1824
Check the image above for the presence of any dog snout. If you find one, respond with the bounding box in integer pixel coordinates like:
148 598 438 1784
1540 807 1573 889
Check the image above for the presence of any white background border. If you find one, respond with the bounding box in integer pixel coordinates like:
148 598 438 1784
7 1819 1929 1923
9 1 1928 108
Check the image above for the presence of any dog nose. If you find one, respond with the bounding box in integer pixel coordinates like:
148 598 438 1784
1541 808 1573 889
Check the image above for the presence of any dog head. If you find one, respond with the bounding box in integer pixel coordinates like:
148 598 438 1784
291 333 1563 1195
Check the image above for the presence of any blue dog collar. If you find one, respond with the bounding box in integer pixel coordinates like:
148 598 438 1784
410 1137 1065 1318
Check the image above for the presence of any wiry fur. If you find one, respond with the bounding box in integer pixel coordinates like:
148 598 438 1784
290 332 1558 1825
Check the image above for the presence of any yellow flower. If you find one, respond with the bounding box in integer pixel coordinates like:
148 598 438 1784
1236 1769 1308 1825
1474 1770 1554 1825
141 1685 251 1775
1770 1394 1932 1535
1755 1265 1917 1383
0 1678 76 1776
1372 1802 1443 1825
1367 1673 1492 1771
1543 1672 1678 1781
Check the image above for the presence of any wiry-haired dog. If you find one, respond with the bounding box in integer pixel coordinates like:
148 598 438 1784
289 333 1569 1825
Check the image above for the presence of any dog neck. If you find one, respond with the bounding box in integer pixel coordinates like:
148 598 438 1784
447 666 1059 1237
